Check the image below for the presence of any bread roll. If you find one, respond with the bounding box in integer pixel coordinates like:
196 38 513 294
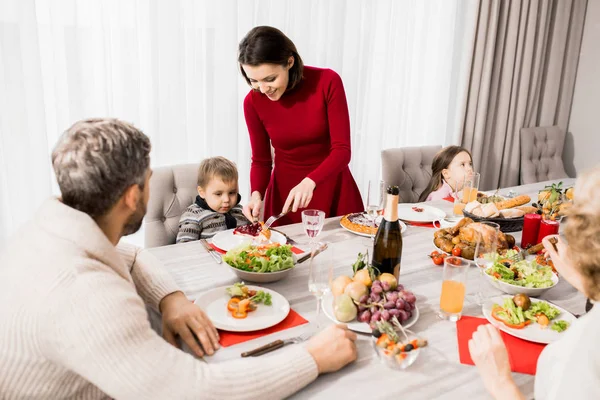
481 203 500 218
516 205 538 214
495 195 531 210
465 201 482 214
500 209 526 218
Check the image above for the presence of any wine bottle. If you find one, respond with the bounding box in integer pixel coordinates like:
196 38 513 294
372 185 403 279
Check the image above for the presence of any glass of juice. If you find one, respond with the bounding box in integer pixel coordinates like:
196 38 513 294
438 256 470 321
462 172 480 203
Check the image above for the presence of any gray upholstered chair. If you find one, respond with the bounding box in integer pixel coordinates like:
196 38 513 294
520 126 569 184
381 145 442 203
145 163 199 248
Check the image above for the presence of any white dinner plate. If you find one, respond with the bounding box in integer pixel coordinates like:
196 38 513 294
482 295 576 344
340 215 408 238
194 285 290 332
322 291 419 334
211 228 287 252
397 204 446 223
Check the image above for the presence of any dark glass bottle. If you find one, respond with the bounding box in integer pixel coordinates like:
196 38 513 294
372 186 403 279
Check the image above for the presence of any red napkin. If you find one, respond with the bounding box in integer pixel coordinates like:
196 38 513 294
406 221 436 228
218 309 309 347
443 196 455 203
456 316 546 375
210 243 304 254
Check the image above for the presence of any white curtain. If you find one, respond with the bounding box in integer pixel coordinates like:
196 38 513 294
0 0 477 247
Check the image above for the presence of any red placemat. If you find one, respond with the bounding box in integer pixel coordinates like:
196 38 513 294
218 309 309 347
456 316 546 375
210 243 305 254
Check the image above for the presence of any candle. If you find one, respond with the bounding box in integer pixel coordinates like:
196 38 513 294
521 213 542 249
537 217 560 244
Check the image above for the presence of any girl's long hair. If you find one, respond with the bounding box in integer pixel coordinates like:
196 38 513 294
418 146 472 202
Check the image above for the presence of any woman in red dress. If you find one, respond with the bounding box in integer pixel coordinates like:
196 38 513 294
238 26 364 226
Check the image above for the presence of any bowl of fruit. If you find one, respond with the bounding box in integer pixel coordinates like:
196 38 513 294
372 318 427 370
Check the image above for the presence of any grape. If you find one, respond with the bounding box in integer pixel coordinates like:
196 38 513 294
398 309 408 322
358 295 369 304
358 304 367 312
398 290 407 299
405 310 412 319
369 306 378 314
359 310 372 323
381 310 391 321
371 285 383 295
371 311 382 322
396 299 406 310
381 281 391 291
369 321 377 330
397 284 404 291
383 301 395 309
404 302 411 311
409 302 415 311
372 280 381 287
388 309 401 317
405 293 417 304
386 292 399 303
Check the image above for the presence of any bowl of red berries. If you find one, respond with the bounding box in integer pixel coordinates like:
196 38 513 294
372 318 427 370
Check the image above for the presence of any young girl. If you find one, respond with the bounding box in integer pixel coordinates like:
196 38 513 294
418 146 474 202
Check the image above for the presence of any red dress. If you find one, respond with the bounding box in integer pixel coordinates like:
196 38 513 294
243 66 364 226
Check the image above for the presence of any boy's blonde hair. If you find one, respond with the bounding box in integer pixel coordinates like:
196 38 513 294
564 165 600 300
197 156 239 188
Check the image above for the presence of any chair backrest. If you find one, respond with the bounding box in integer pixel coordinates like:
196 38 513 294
381 145 442 203
520 126 568 184
145 163 199 248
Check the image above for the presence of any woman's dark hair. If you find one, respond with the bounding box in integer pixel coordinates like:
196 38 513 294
238 26 304 91
418 146 473 202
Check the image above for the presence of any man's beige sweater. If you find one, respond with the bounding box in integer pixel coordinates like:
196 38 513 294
0 199 318 399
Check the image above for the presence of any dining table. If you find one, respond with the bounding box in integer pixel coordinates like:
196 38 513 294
147 178 583 399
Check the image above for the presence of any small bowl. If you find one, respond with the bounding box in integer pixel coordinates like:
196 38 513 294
483 268 559 297
372 329 421 370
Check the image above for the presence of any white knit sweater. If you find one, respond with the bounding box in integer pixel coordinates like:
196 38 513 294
0 198 318 399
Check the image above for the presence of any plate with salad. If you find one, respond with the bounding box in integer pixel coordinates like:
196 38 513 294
223 243 297 283
482 294 575 344
194 283 290 332
211 228 287 252
484 252 558 296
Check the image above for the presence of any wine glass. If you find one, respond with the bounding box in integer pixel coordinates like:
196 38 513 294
308 243 332 330
366 180 385 222
301 209 325 246
472 221 499 305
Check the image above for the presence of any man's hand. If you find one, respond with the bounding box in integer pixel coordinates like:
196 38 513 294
159 291 220 357
282 178 316 213
306 324 357 374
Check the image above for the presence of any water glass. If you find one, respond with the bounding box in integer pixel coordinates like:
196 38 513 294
473 221 499 305
438 256 470 321
308 243 332 329
302 209 325 245
366 180 385 221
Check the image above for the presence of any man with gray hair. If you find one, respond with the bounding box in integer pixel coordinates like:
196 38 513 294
0 118 357 399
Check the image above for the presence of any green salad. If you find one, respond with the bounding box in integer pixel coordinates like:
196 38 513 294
223 243 294 273
485 253 555 288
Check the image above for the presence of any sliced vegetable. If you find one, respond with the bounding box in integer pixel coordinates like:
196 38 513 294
551 320 570 332
227 298 240 311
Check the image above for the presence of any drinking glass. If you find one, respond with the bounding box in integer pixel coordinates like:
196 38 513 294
462 172 480 203
472 221 499 305
366 180 385 222
301 209 326 245
438 256 470 321
308 243 333 329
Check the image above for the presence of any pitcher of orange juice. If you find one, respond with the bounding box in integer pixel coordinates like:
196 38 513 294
438 256 470 321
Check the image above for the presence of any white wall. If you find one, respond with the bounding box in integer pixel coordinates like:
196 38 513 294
566 0 600 176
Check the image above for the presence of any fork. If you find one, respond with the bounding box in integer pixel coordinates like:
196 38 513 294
505 249 526 263
241 332 312 357
263 209 291 230
200 239 222 264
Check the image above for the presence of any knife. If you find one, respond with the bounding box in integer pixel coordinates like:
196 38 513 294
271 229 299 246
200 239 223 264
297 242 328 264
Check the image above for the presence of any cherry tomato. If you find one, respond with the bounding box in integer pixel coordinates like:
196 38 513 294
449 258 462 265
432 256 444 266
430 250 441 258
452 247 462 257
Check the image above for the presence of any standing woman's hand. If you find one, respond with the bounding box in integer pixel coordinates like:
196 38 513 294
243 191 263 222
283 178 316 213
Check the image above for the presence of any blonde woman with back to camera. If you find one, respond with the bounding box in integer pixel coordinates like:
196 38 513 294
468 165 600 399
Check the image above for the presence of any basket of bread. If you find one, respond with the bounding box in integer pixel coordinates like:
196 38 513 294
461 194 536 233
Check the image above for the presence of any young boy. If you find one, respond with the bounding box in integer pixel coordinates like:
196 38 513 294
176 157 250 243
